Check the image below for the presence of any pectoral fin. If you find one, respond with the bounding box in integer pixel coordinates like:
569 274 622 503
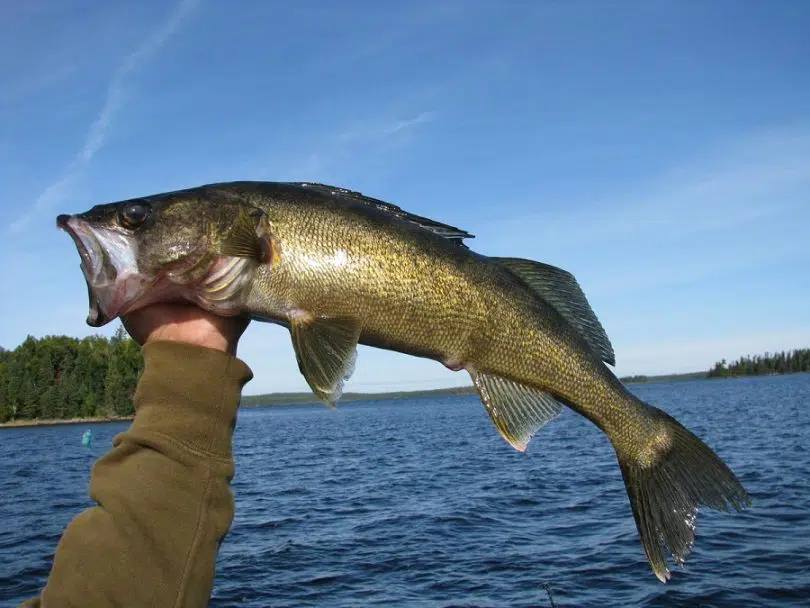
471 371 563 452
493 257 615 365
290 315 361 406
218 209 270 262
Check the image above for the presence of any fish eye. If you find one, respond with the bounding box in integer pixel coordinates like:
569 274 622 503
119 201 151 229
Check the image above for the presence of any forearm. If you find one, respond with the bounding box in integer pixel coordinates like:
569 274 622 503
23 341 253 608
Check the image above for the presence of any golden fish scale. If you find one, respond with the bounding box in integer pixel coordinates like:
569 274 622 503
247 193 653 452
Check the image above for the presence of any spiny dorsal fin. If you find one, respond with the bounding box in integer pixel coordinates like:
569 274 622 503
493 257 615 366
288 182 475 247
290 315 361 406
217 210 267 261
471 371 563 452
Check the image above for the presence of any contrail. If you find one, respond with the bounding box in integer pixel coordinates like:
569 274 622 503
11 0 200 233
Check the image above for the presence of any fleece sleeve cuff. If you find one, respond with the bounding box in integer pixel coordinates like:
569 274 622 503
127 340 254 461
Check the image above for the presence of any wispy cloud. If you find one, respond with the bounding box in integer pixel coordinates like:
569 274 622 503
497 124 810 247
10 0 199 233
382 111 434 135
336 111 435 144
260 110 436 183
482 123 810 296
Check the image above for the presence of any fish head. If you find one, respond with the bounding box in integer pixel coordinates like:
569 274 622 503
57 188 271 327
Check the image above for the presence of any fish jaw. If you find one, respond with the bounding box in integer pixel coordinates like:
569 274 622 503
57 215 154 326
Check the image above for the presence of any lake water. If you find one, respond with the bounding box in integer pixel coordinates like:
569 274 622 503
1 374 809 607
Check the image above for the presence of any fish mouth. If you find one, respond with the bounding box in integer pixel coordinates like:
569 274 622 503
57 214 117 326
57 215 104 280
57 212 252 327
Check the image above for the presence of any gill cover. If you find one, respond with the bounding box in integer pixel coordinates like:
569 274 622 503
192 206 274 314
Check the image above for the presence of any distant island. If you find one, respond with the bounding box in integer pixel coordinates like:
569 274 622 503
706 349 810 378
1 331 808 425
618 371 708 384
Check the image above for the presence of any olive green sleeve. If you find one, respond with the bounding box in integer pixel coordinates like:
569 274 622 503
21 340 253 608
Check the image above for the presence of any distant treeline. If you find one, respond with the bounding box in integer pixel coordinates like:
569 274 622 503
241 385 476 408
707 348 810 378
0 327 142 423
1 333 808 423
619 371 708 384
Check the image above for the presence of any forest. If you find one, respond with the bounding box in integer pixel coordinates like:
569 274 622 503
0 327 142 423
707 348 810 378
1 333 809 423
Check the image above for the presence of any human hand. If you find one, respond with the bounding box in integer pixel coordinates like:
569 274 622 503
121 304 250 357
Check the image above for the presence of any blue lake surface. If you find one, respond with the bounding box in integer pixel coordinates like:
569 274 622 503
2 373 809 607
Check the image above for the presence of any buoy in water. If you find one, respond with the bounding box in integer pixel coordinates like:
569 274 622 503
81 429 92 447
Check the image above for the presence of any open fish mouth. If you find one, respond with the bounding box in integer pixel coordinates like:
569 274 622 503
56 214 140 326
57 215 105 283
57 214 109 325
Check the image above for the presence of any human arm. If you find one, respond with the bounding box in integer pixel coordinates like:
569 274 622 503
22 305 252 607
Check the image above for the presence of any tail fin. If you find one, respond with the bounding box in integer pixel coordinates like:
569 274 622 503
615 408 751 582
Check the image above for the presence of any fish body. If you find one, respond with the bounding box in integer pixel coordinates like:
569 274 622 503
57 181 750 581
245 185 628 436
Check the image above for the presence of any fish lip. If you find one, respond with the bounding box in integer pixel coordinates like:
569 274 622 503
57 215 111 326
58 216 101 280
85 283 108 327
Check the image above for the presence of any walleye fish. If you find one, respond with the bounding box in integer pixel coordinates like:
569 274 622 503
57 181 750 581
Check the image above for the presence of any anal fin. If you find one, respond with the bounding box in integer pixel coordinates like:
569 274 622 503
472 371 563 452
290 315 361 406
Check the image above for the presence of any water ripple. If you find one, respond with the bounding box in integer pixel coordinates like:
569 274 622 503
1 375 808 606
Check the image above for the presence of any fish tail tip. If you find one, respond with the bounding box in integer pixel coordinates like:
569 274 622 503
615 410 750 581
654 568 670 584
504 436 528 452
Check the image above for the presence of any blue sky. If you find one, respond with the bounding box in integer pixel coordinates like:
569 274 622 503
1 0 808 395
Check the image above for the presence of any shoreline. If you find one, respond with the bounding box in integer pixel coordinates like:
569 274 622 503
0 416 134 429
4 371 807 428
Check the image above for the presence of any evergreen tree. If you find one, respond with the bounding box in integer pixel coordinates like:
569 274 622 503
0 328 143 422
708 348 810 378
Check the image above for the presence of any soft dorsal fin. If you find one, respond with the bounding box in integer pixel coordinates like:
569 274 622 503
493 257 615 366
471 371 563 452
290 315 361 406
288 182 475 247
